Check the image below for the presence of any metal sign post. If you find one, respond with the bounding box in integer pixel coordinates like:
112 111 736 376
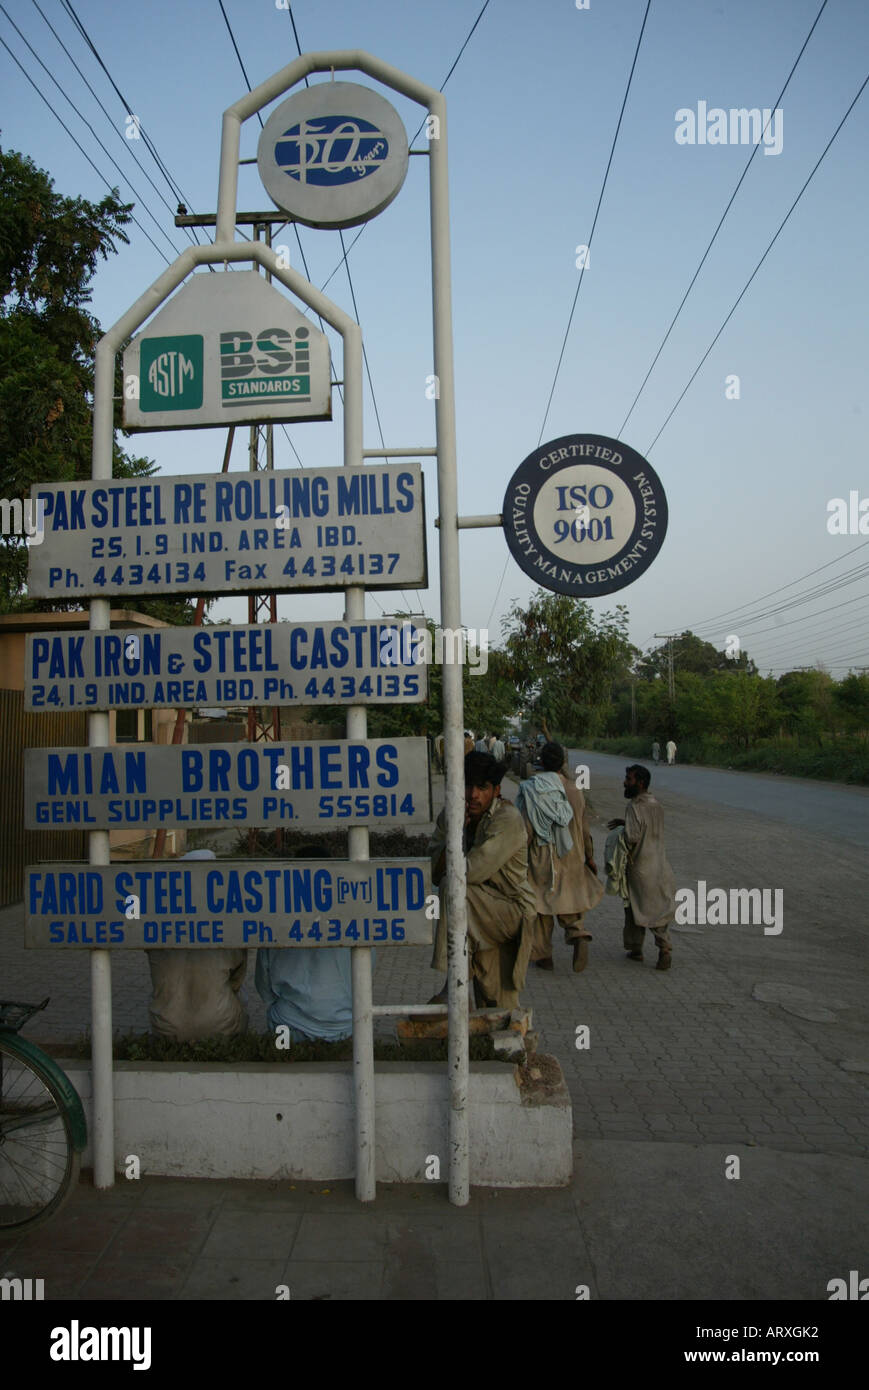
215 52 469 1205
81 238 362 1191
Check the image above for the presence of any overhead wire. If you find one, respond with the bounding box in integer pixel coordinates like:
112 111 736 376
617 0 830 438
0 4 183 259
645 67 869 455
0 34 172 264
680 538 869 631
316 0 494 294
58 0 201 224
485 0 653 632
28 0 199 247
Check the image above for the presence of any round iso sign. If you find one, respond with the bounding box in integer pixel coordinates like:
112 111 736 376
502 434 668 597
257 82 409 230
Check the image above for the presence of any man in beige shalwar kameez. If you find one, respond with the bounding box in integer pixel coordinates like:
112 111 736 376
608 764 676 970
518 742 604 973
428 752 537 1009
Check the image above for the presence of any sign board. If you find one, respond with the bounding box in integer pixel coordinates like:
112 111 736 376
25 738 431 831
122 272 331 430
25 619 429 711
27 465 426 598
24 860 433 949
502 434 668 597
257 82 409 229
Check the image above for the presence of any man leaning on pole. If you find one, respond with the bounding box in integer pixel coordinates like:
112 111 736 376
427 751 536 1009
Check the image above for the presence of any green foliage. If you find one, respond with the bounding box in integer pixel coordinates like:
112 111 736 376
364 616 518 739
501 590 635 736
0 142 193 622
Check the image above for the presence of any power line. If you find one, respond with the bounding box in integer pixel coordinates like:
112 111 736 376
681 538 869 631
486 0 652 632
690 561 869 635
28 0 198 247
0 33 172 264
58 0 202 226
646 66 869 454
0 5 182 259
317 0 494 293
617 0 830 437
537 0 653 447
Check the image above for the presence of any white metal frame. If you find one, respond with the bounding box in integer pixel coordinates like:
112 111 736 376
88 49 470 1206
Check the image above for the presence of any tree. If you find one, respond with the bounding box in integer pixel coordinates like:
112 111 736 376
0 142 192 623
500 590 636 737
364 619 518 740
637 630 756 681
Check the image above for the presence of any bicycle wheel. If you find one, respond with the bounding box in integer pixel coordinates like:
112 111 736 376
0 1036 81 1236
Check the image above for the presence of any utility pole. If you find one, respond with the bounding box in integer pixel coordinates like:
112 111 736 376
654 632 677 702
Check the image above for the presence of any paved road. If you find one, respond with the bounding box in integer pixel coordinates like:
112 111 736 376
1 759 867 1300
566 747 869 848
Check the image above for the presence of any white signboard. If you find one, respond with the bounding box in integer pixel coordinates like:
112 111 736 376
25 860 433 948
122 272 331 430
24 620 428 711
25 739 431 831
27 465 426 597
257 82 409 229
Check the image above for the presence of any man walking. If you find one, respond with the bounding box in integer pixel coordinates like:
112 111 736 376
608 765 676 971
428 751 536 1008
517 742 603 973
651 740 660 765
666 739 677 765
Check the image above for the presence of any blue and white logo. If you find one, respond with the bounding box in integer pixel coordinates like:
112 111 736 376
258 82 409 230
275 116 390 186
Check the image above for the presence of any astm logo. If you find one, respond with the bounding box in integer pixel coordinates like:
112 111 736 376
275 116 389 186
140 335 203 412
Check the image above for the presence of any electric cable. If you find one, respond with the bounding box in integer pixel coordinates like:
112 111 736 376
537 0 653 447
646 68 869 455
617 0 830 437
680 538 869 631
28 0 199 248
0 34 172 264
58 0 202 226
0 5 182 259
486 0 653 632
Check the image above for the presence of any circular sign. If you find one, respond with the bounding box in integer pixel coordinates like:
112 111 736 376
257 82 409 230
501 434 668 596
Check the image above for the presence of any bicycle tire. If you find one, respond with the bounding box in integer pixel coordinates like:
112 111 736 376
0 1036 81 1236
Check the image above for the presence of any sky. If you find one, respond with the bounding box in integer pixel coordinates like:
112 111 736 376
2 0 868 677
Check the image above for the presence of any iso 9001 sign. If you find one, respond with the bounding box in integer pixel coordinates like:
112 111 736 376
501 434 668 597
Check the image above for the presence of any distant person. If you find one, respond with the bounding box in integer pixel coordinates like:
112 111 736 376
255 847 361 1043
464 730 475 756
652 740 660 765
517 742 603 973
666 739 677 765
475 732 489 753
608 765 676 970
147 850 248 1040
428 752 536 1009
491 733 506 763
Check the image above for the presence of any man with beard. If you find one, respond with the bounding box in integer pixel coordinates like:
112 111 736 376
428 751 537 1008
607 764 676 970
